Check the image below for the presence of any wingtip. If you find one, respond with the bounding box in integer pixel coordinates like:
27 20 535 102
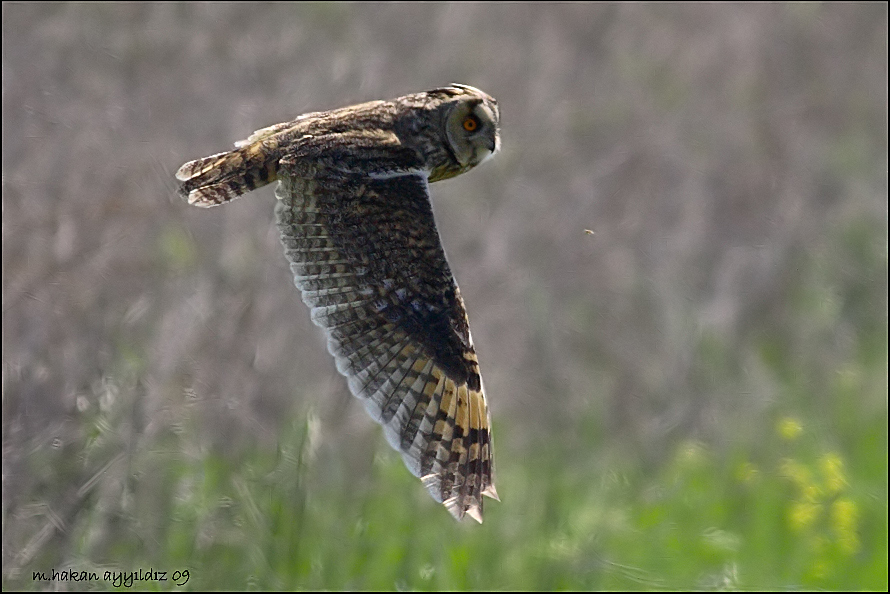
483 484 500 502
186 190 221 208
444 494 486 524
466 506 484 524
174 163 193 181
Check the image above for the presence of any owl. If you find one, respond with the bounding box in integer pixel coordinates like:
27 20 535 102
176 84 500 522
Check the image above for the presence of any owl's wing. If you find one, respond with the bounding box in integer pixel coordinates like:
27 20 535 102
176 128 423 208
275 159 497 522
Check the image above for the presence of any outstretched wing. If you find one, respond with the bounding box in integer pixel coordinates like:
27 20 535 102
274 161 497 522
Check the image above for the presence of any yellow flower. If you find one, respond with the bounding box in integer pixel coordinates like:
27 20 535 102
819 452 847 495
789 501 821 532
830 498 860 555
777 417 803 441
802 484 822 503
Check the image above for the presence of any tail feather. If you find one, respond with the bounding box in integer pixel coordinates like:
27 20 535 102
176 142 280 208
175 151 229 182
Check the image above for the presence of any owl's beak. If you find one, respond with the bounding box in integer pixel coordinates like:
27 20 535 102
476 143 497 166
488 134 499 154
477 133 499 165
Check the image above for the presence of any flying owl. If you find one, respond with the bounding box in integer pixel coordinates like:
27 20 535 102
176 84 500 522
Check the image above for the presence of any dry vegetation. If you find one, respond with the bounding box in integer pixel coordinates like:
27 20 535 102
2 3 886 590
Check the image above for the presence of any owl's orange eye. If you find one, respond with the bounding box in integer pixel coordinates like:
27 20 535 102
463 116 478 132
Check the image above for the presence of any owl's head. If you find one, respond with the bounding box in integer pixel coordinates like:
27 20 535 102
438 84 500 170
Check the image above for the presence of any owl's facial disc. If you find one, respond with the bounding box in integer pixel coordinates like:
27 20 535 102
444 99 500 168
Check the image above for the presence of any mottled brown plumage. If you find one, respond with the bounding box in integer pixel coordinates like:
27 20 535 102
176 84 500 522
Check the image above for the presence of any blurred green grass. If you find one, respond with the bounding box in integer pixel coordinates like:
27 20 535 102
8 376 885 591
6 219 886 590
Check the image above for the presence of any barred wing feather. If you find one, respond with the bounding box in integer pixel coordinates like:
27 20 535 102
274 166 497 522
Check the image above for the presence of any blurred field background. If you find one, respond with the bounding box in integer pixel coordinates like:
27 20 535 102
2 3 887 590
